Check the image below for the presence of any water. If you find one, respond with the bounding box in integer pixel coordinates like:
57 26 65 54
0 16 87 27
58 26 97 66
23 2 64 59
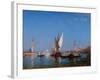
23 53 90 69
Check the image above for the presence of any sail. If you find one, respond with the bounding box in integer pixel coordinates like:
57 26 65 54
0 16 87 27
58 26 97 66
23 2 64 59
58 33 63 48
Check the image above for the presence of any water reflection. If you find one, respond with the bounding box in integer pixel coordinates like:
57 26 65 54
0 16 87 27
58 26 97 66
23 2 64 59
23 53 90 69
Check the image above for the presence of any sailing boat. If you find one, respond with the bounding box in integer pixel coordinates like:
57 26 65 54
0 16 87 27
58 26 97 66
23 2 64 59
37 51 45 57
67 41 80 58
51 33 63 57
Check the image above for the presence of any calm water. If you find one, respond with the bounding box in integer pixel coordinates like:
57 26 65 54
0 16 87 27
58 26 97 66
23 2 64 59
23 53 90 69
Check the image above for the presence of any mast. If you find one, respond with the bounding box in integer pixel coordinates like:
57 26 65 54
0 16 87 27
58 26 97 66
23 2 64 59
31 39 34 53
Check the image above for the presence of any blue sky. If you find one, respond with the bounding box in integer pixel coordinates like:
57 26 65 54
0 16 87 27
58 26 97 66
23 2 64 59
23 10 91 51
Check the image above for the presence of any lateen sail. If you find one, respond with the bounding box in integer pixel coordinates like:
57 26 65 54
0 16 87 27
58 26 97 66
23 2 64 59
58 33 63 49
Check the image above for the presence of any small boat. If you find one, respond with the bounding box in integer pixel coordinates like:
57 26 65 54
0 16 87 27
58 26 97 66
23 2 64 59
37 55 44 57
37 52 45 57
44 50 51 57
60 51 80 58
60 52 70 58
66 41 80 58
67 51 80 58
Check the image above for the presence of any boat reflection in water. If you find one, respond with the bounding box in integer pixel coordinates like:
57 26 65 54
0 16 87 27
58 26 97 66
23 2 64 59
23 52 90 69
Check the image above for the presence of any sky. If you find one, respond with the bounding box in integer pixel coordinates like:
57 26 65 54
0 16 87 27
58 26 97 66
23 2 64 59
23 10 91 52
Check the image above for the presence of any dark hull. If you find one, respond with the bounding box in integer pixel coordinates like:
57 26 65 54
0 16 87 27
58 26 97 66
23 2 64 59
37 55 44 57
67 54 80 58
